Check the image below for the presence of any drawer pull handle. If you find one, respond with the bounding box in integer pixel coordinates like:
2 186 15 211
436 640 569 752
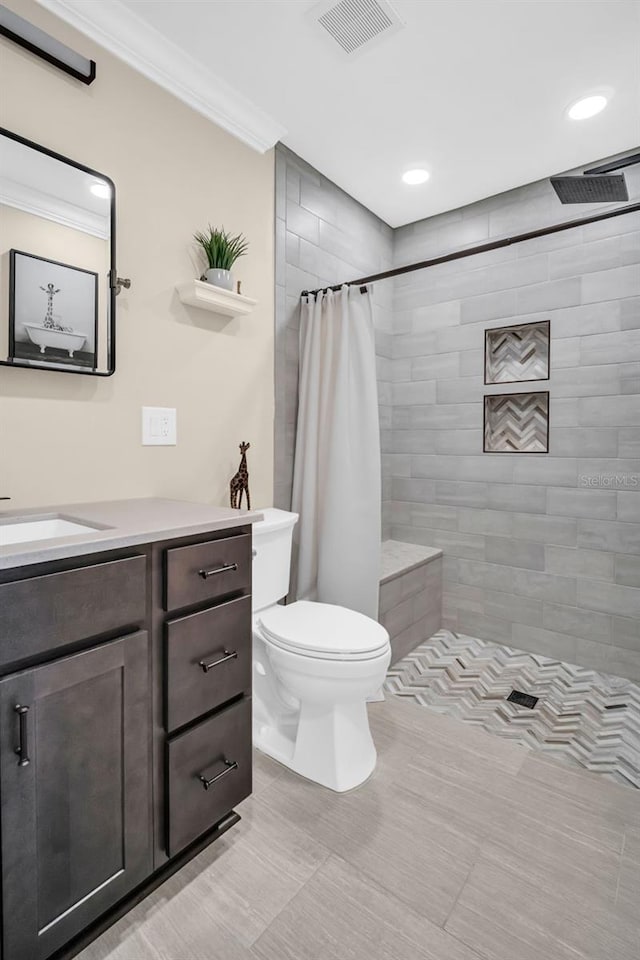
14 704 30 767
198 759 238 790
198 562 238 579
198 650 238 673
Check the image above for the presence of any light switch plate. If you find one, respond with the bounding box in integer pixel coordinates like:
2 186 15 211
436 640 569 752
142 406 177 446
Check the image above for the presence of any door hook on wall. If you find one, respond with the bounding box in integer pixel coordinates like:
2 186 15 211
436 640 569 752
115 277 131 296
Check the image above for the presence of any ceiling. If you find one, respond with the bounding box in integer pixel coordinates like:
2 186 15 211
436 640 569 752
40 0 640 226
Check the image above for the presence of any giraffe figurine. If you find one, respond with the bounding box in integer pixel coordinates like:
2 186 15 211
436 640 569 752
229 442 251 509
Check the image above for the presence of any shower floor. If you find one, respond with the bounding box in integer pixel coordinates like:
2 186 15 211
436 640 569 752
385 630 640 790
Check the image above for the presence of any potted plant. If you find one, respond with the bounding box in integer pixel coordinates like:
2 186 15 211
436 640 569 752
193 225 249 291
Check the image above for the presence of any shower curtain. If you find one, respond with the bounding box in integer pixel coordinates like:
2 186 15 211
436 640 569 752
291 285 381 620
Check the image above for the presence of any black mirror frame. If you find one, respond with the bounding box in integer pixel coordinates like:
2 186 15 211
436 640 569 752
0 126 116 377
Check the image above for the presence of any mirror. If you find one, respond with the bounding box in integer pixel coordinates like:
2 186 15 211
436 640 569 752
0 128 116 376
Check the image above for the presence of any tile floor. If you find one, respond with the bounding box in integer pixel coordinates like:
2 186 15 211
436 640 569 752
79 695 640 960
386 629 640 789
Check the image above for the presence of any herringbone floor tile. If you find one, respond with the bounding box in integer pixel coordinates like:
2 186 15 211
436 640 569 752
386 629 640 789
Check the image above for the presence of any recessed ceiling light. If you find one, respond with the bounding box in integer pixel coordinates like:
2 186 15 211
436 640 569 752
567 95 608 120
90 181 111 198
402 168 430 185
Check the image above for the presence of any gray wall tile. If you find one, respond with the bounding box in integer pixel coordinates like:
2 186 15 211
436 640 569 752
578 520 640 555
543 603 611 643
618 493 640 523
547 487 617 520
615 555 640 588
275 143 640 678
612 616 640 653
576 580 640 619
484 590 542 626
545 546 614 582
485 537 545 570
511 513 577 546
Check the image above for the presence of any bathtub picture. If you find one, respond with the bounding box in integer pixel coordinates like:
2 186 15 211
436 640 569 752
9 249 98 369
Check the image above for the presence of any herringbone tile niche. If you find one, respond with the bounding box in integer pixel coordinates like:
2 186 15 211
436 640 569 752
485 320 550 384
484 391 549 453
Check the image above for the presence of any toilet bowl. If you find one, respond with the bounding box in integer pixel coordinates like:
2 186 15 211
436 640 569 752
251 509 391 792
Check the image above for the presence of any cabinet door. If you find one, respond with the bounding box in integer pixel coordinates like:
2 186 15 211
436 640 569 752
0 631 152 960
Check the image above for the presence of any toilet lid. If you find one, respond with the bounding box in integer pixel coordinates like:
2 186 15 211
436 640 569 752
258 601 390 660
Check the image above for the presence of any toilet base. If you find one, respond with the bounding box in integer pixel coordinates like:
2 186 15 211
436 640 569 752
254 698 377 793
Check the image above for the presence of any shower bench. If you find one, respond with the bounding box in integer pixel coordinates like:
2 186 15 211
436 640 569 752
379 540 443 664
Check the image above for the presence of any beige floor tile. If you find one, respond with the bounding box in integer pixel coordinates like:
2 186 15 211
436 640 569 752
183 792 330 947
624 827 640 861
447 854 640 960
518 754 640 826
77 694 639 960
402 744 626 857
76 927 159 960
444 901 585 960
370 694 529 775
76 867 253 960
251 748 286 796
616 856 640 925
252 855 482 960
260 763 478 926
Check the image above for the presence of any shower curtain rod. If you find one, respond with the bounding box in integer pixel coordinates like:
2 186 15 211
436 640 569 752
300 200 640 298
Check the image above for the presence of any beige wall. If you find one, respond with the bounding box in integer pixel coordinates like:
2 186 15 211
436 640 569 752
0 0 275 510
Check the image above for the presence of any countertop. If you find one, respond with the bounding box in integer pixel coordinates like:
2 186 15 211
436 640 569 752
0 498 263 570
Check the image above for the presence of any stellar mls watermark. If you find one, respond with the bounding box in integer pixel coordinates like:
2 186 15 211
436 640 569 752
580 474 639 489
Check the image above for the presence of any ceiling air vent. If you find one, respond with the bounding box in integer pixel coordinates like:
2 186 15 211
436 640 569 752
311 0 404 56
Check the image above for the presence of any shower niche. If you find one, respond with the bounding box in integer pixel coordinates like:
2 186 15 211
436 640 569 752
484 391 549 454
484 319 550 385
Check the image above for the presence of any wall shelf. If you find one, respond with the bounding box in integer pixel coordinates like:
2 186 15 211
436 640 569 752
176 280 257 318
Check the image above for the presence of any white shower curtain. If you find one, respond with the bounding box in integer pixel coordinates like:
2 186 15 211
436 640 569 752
291 285 381 620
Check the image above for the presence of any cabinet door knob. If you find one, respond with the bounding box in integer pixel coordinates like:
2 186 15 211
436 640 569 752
14 704 30 767
198 562 238 579
198 650 238 673
198 758 238 790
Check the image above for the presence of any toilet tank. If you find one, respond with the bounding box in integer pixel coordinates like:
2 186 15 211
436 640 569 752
252 508 298 612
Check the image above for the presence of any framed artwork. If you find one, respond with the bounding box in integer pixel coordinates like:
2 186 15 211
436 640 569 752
484 391 550 454
9 249 98 370
485 319 550 385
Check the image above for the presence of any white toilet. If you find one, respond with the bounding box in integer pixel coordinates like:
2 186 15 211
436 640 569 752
252 508 391 792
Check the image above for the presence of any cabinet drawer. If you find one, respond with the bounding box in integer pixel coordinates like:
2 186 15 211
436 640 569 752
165 595 251 732
0 555 147 670
166 697 252 856
164 533 251 612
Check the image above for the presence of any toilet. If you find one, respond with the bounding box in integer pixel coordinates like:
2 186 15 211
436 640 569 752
252 508 391 792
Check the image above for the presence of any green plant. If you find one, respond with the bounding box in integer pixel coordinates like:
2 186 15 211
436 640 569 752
193 225 249 270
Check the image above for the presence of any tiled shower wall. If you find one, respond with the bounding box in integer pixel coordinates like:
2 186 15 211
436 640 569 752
389 166 640 680
275 146 640 680
274 145 394 518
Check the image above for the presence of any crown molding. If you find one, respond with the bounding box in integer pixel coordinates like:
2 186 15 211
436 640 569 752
34 0 286 153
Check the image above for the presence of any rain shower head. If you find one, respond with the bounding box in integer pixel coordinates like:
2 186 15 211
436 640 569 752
550 151 640 204
550 174 629 204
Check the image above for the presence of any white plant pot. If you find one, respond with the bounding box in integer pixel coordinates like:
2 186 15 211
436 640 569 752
204 268 233 291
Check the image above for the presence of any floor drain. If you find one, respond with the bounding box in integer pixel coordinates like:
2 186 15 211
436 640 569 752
507 690 539 709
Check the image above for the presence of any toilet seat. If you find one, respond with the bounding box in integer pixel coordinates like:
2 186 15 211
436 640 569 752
258 600 389 661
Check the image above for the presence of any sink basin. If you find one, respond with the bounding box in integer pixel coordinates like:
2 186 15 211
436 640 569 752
0 516 101 547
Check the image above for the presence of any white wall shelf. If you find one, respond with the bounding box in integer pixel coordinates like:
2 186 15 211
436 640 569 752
176 279 257 318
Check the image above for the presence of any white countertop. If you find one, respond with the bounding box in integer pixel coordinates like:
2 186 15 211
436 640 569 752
0 498 263 570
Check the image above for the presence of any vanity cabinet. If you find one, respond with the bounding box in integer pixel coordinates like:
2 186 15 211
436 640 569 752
0 521 254 960
0 631 151 960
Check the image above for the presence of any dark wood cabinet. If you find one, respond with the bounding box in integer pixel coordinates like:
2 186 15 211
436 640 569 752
164 594 252 732
0 631 152 960
166 697 252 856
0 524 253 960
